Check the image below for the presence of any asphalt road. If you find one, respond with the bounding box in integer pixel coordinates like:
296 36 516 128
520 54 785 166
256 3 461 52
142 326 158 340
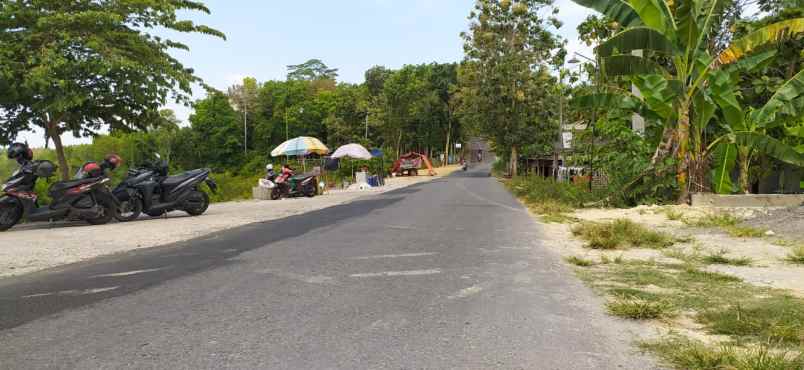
0 164 660 369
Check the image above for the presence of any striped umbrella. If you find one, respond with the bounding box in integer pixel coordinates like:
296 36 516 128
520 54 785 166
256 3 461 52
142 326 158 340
270 136 330 157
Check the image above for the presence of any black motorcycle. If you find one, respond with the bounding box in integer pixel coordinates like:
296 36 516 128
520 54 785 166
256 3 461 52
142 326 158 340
0 160 118 231
270 172 317 200
112 156 217 221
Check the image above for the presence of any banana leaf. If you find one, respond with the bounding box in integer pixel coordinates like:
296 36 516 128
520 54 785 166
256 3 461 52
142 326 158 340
717 18 804 65
626 0 675 36
711 142 737 194
733 132 804 167
596 27 676 57
753 69 804 127
603 54 669 76
570 0 644 28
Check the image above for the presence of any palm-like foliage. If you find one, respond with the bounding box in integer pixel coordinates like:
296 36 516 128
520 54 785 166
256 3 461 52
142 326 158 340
570 0 804 199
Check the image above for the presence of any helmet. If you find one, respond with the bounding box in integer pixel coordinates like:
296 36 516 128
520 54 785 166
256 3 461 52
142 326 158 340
266 164 273 170
7 143 33 161
102 154 122 170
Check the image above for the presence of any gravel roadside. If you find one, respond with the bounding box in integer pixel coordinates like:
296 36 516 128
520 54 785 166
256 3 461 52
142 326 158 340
0 173 452 278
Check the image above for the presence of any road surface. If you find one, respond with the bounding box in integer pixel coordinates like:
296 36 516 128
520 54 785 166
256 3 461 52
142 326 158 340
0 164 659 369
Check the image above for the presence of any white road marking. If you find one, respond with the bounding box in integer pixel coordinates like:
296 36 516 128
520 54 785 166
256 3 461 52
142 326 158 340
256 269 336 285
386 225 416 230
22 293 53 299
448 285 483 299
23 286 120 298
350 269 442 278
352 252 437 260
91 267 167 278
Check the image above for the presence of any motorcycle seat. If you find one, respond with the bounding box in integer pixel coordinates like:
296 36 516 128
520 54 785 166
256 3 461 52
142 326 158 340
49 178 98 193
161 169 206 187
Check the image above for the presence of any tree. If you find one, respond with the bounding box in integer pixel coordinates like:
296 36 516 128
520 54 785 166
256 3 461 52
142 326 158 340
570 0 804 199
0 0 225 179
459 0 564 176
286 59 339 81
188 91 242 170
227 77 261 153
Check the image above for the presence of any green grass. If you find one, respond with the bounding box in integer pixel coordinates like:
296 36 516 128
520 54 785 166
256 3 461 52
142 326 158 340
699 295 804 345
571 219 675 250
606 296 675 319
505 176 604 223
685 212 742 228
727 225 768 238
642 337 803 370
565 256 594 267
703 250 753 266
662 207 685 221
786 246 804 265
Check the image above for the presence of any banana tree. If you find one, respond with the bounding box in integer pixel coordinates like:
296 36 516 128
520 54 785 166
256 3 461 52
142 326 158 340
569 0 804 200
708 69 804 193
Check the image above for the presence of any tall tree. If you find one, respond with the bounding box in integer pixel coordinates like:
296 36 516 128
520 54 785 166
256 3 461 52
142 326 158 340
459 0 564 176
228 77 260 153
286 59 339 81
188 91 242 170
0 0 225 179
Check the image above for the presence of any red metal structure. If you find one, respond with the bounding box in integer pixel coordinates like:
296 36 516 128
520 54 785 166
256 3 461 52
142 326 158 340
391 152 436 176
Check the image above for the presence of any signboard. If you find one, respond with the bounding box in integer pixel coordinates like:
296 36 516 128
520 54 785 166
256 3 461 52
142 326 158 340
561 132 573 149
455 143 462 149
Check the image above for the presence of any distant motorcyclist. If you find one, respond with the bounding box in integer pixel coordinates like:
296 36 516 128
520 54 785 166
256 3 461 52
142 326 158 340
265 164 276 180
276 164 294 184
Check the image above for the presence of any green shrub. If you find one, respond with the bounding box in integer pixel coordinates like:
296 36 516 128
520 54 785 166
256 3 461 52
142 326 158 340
786 246 804 264
207 172 261 203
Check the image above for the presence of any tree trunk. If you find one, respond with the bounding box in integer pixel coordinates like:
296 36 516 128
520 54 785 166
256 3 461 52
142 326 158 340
738 147 751 194
510 145 518 177
444 121 452 167
49 126 70 181
676 100 692 203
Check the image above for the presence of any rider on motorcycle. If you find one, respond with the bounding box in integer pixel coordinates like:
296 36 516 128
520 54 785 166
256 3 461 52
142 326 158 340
276 164 294 184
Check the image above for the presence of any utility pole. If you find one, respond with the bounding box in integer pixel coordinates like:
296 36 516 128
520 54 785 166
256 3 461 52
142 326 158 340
365 111 369 140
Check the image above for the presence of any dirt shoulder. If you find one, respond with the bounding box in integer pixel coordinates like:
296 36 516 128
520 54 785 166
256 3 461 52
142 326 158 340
517 197 804 368
0 170 457 278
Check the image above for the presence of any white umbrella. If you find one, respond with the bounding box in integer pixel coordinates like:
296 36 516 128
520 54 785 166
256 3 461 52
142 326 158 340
331 143 372 160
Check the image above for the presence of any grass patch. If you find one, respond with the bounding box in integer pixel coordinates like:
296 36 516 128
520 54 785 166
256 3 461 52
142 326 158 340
726 225 768 238
607 296 675 319
786 246 804 265
571 219 675 250
565 256 594 267
699 294 804 345
662 207 685 221
506 176 603 223
685 212 742 228
642 337 803 370
703 250 753 266
682 267 742 283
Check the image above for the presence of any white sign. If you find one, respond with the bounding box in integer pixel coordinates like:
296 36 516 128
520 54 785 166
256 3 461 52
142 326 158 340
561 132 573 149
455 143 462 149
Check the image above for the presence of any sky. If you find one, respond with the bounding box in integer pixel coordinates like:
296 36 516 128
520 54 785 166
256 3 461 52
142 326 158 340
19 0 594 147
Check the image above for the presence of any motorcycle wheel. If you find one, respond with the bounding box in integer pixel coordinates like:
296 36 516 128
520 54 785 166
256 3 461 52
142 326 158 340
115 197 142 222
86 195 116 225
303 183 316 197
184 191 209 216
0 202 22 231
270 187 282 200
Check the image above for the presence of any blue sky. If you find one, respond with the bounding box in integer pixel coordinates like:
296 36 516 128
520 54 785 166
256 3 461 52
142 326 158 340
21 0 594 147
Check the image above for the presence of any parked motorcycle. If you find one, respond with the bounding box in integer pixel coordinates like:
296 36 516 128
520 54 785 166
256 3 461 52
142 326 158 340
270 172 317 200
0 145 119 231
112 155 218 221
